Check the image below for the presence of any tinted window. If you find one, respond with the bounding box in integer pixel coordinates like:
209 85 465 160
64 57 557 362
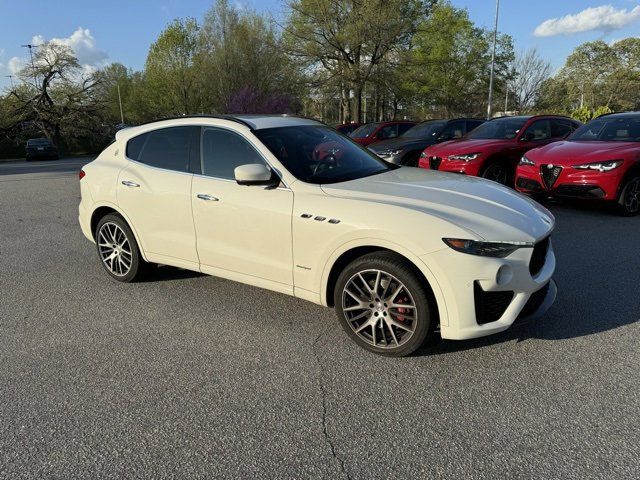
127 126 197 172
466 120 484 132
522 119 551 141
254 125 397 184
201 128 266 179
402 121 446 139
570 116 640 142
397 123 414 135
438 121 466 141
550 119 573 138
350 123 379 138
378 124 398 140
466 117 528 140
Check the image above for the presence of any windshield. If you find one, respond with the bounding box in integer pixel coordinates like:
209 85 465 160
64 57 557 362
350 123 379 138
569 116 640 142
466 117 528 140
402 121 447 139
254 125 397 184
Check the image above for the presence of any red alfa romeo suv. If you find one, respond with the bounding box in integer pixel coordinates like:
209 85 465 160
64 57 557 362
516 112 640 215
418 115 582 185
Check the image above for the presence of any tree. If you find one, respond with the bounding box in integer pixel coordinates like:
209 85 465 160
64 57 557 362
405 2 514 118
507 48 551 113
284 0 430 123
7 41 104 150
144 18 202 116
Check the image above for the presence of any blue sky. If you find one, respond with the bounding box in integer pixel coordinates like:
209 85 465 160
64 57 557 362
1 0 639 89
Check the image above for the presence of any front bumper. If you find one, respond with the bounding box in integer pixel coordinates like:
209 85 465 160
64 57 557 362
420 236 556 340
418 155 483 176
515 164 623 200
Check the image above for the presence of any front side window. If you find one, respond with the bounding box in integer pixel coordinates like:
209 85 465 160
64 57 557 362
466 117 528 140
569 116 640 142
126 126 198 172
350 123 379 139
402 121 446 139
522 120 551 141
438 121 466 141
378 124 398 140
201 128 266 179
254 125 397 184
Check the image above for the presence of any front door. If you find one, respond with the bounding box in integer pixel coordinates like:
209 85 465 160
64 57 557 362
191 127 294 291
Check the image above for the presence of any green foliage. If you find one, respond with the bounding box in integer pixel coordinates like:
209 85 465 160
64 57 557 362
571 105 613 123
404 2 513 118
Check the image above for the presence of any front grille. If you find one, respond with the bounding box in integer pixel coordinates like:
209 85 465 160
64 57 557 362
516 177 543 192
540 164 562 188
474 282 514 324
429 156 442 170
518 282 551 319
529 237 550 277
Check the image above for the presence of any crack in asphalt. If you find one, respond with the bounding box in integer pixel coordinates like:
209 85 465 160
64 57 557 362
312 331 351 480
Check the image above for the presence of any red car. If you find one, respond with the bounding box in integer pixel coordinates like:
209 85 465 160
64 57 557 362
418 115 581 185
335 123 362 135
349 120 416 147
516 112 640 215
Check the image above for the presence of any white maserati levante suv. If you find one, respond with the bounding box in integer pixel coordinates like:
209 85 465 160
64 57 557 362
79 115 557 356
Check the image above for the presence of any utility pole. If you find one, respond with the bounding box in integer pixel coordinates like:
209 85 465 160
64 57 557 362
117 83 125 124
504 82 509 114
21 44 38 87
487 0 500 119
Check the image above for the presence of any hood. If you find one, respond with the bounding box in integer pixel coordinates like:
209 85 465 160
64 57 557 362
426 138 515 155
321 168 553 243
368 136 435 153
528 140 639 165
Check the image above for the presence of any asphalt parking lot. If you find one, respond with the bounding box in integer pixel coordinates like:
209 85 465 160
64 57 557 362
0 158 639 479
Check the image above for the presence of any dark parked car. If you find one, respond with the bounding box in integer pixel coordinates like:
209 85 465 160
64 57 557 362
419 115 582 185
368 118 485 166
26 138 59 161
349 121 417 147
335 123 362 135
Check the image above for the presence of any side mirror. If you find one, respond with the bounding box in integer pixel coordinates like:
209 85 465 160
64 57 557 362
234 164 277 187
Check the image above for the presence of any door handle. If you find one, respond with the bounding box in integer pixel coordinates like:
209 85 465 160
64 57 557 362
121 180 140 188
197 194 219 202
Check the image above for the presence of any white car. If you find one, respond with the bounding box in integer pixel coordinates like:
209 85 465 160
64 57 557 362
79 115 557 356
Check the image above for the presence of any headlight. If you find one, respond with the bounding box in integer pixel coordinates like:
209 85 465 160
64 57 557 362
442 238 532 258
449 153 480 162
420 151 428 158
519 155 535 166
573 160 623 172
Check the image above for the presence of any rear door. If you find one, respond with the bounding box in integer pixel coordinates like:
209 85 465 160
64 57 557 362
117 126 200 267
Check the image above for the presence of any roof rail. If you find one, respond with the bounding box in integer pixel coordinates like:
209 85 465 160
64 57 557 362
132 114 256 130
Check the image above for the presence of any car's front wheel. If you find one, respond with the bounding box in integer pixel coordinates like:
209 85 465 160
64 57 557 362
334 252 436 357
95 213 150 282
617 175 640 216
482 160 511 186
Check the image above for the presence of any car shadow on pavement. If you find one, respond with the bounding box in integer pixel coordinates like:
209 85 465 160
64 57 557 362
141 265 205 283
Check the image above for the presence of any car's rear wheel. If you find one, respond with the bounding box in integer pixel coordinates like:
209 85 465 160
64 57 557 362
482 161 511 186
334 252 435 357
95 213 150 282
617 175 640 216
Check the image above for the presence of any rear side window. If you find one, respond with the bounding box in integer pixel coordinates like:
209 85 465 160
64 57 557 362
523 119 551 141
126 126 199 172
201 127 266 179
398 123 414 135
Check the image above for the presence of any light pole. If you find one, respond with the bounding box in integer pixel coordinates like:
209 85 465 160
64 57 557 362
21 44 39 87
487 0 500 119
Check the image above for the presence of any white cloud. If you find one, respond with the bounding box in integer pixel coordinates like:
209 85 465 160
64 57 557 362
534 4 640 37
8 57 24 75
41 27 109 67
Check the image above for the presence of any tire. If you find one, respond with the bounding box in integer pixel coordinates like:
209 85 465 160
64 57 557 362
94 213 150 282
616 175 640 216
334 252 436 357
481 160 512 186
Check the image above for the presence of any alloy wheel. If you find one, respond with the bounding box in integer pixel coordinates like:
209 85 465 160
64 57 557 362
97 222 133 276
483 163 508 185
341 269 417 349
